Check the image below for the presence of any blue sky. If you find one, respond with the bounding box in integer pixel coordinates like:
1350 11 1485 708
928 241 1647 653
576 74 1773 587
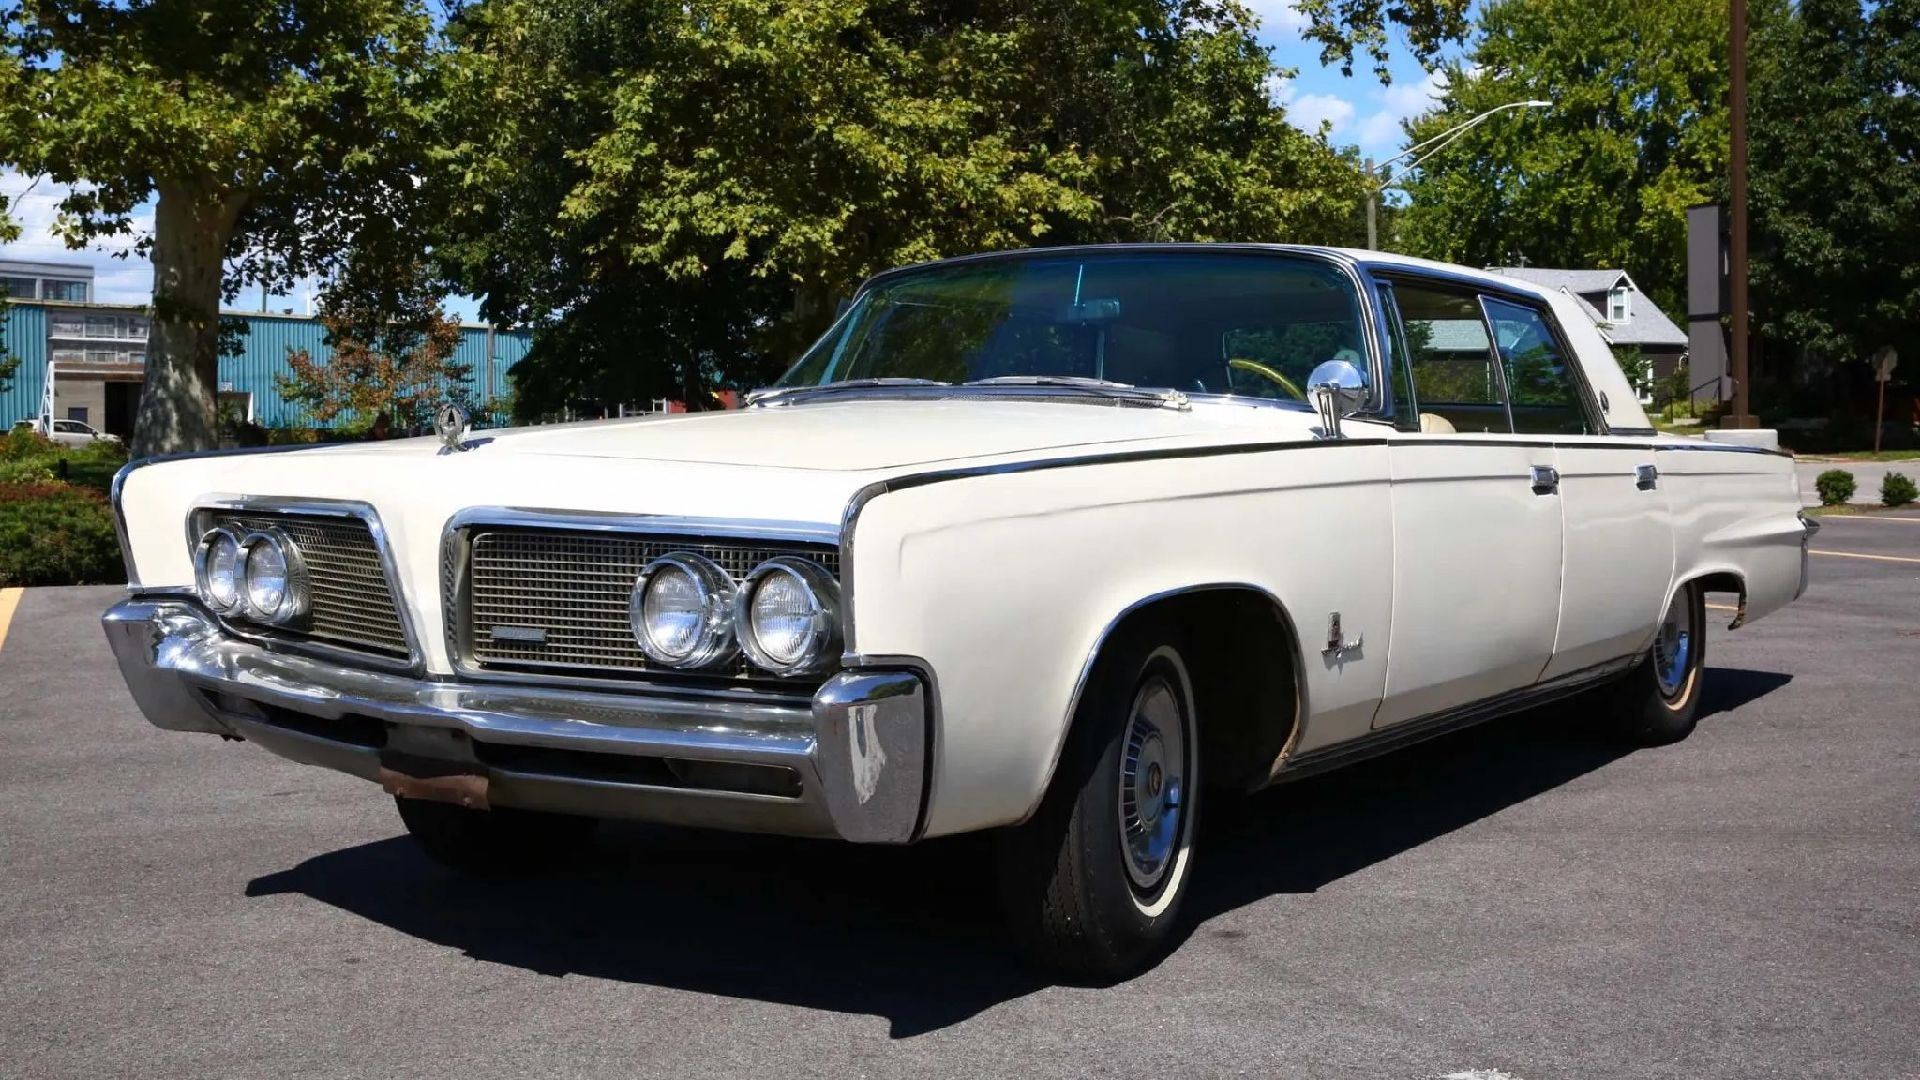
2 4 1458 319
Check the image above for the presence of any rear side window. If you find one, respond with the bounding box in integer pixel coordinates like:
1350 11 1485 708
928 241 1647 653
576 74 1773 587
1480 297 1594 435
1389 282 1510 434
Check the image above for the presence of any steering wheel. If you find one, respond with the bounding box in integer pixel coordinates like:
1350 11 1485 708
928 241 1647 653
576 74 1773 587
1226 358 1308 402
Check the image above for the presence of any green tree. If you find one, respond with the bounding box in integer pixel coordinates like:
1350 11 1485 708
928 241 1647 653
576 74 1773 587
1393 0 1752 317
1748 0 1920 376
426 0 1433 417
0 194 15 394
0 1 444 455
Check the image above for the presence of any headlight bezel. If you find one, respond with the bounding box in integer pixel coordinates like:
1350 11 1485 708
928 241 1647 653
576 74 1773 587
192 525 248 616
628 551 740 669
236 527 311 627
734 556 842 677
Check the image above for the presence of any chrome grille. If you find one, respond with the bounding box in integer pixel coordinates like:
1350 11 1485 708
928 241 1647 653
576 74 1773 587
202 510 411 660
460 528 840 680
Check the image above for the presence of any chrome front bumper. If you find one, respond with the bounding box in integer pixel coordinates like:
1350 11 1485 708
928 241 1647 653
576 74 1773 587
103 598 931 843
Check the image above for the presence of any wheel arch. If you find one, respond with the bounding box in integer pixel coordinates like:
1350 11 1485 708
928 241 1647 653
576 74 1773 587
1673 567 1748 628
1029 583 1308 820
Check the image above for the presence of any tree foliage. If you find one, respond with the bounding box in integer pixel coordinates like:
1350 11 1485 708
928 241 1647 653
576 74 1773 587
1748 0 1920 367
0 1 444 454
1392 0 1745 317
277 274 473 431
426 0 1408 417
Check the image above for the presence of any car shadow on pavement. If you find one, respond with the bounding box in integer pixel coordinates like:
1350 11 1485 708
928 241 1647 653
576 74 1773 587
245 665 1789 1038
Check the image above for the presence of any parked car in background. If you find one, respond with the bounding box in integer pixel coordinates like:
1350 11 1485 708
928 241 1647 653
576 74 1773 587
104 245 1814 976
14 417 122 448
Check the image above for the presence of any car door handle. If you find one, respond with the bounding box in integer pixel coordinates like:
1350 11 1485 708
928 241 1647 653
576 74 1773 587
1635 463 1658 490
1530 465 1559 494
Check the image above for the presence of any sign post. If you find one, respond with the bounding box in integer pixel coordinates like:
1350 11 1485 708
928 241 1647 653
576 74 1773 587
1872 346 1898 456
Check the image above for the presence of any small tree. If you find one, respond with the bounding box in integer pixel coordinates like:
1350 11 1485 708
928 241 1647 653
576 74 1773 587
277 278 471 433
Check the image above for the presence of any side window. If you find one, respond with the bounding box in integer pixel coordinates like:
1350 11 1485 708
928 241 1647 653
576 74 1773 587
1480 297 1593 435
1389 282 1510 434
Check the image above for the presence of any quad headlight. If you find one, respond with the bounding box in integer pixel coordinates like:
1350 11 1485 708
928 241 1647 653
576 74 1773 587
194 525 310 627
734 557 841 677
629 553 739 668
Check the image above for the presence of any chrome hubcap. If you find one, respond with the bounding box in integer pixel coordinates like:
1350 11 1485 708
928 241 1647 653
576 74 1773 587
1654 590 1695 699
1118 675 1186 891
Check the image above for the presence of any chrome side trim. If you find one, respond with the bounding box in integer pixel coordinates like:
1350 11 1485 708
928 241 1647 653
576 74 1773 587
1274 653 1641 784
110 442 352 589
187 496 425 675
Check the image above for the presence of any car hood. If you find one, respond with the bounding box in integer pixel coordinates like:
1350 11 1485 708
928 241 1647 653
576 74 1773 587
118 397 1323 589
440 397 1291 471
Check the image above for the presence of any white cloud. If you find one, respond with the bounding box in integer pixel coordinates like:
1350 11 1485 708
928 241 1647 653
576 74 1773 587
1279 80 1359 139
0 169 155 304
1243 0 1311 37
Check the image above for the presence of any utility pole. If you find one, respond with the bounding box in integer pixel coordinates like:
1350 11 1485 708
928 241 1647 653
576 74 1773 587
1725 0 1757 428
1365 157 1378 250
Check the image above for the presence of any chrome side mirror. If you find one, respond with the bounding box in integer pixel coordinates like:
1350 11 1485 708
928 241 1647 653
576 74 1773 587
1307 359 1367 439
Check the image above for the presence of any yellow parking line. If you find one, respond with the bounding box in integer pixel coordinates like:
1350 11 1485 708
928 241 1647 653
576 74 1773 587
1811 548 1920 565
0 588 20 653
1706 602 1739 612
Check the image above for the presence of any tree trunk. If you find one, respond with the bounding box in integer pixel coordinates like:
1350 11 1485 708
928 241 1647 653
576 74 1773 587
133 183 245 457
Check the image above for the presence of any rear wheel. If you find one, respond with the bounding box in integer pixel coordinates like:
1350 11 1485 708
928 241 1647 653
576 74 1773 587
1600 581 1707 746
394 797 598 875
994 630 1199 978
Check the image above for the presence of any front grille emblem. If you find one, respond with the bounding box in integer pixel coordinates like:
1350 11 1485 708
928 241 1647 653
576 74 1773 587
490 625 548 645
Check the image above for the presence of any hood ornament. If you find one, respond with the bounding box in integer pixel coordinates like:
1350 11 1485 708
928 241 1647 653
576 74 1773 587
435 400 472 454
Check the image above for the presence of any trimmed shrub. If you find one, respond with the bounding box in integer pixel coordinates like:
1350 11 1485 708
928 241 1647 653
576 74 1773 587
1815 469 1857 506
0 459 57 486
1883 471 1917 508
0 482 125 586
2 426 56 460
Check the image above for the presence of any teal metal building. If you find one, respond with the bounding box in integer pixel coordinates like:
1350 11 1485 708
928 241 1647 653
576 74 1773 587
1 299 531 436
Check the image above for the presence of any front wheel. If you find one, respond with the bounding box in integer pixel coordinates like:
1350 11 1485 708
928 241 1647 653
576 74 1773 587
1599 581 1708 745
994 630 1200 978
394 797 598 875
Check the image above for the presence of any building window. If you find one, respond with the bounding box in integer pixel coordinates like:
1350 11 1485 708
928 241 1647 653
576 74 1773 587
42 280 89 302
51 349 84 364
66 407 89 425
50 315 85 337
1609 287 1630 322
0 275 36 299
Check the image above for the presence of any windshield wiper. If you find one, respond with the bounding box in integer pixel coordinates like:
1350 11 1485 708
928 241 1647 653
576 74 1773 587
962 375 1191 411
745 378 950 406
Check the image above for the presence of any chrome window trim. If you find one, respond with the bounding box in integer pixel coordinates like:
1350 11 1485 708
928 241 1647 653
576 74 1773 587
439 505 843 692
183 496 425 675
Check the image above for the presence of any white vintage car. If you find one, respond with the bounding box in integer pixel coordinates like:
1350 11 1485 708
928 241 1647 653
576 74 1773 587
105 245 1813 975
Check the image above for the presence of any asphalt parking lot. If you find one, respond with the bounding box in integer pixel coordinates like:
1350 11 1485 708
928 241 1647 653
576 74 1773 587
2 518 1916 1080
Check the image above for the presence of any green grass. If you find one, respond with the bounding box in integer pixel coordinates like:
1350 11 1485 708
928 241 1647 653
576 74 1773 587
1805 502 1920 517
1798 449 1920 462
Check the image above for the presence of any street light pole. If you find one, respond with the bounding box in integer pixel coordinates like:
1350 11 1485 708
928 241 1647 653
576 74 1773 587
1365 157 1377 250
1365 99 1550 251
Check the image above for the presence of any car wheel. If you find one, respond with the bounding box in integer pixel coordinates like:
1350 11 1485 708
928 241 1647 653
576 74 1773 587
394 796 597 875
994 628 1199 978
1602 580 1707 746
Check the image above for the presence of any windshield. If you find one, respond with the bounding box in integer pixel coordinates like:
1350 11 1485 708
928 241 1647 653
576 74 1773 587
777 251 1368 403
